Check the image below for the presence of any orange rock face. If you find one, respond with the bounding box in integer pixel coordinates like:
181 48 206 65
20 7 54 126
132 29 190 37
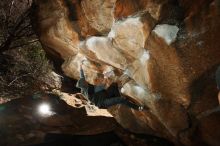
33 0 220 145
33 0 80 59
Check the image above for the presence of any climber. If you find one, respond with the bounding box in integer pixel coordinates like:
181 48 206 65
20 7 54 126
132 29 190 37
215 66 220 104
76 60 144 111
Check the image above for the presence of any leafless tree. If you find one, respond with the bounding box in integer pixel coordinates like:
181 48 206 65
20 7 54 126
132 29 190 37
0 0 37 53
0 0 55 98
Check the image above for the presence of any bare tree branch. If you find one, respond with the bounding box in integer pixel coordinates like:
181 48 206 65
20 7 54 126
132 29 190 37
8 73 32 87
10 39 39 49
9 0 15 16
0 0 34 53
15 24 32 37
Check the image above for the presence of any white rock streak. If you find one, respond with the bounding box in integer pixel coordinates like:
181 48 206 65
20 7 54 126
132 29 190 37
121 82 147 101
139 50 150 64
153 24 179 45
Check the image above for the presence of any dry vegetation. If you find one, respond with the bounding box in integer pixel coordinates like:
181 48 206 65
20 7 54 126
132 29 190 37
0 0 54 99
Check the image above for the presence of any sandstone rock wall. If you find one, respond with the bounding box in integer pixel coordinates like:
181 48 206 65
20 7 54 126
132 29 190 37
32 0 220 145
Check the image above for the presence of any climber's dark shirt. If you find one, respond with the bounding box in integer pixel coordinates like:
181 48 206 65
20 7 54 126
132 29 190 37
76 68 121 107
76 67 139 110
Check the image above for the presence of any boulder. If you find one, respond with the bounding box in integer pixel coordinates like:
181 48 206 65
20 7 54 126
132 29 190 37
113 0 183 22
62 53 103 85
146 27 190 107
80 0 117 34
33 0 80 59
40 71 63 89
80 37 128 70
62 53 119 85
108 13 155 60
0 96 117 145
32 0 220 145
121 81 188 140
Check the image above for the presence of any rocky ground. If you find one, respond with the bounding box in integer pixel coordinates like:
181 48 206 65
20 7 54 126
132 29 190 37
0 92 173 146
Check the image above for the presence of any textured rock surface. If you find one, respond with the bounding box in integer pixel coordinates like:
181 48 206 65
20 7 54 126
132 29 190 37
80 0 116 34
40 71 63 89
0 92 174 146
33 0 220 145
0 95 116 145
33 0 80 59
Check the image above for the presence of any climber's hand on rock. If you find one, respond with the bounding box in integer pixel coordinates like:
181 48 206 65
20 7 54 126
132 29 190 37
81 59 86 65
80 60 86 68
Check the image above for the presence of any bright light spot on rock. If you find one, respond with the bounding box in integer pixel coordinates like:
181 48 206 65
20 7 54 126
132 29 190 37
103 66 115 78
133 85 146 97
121 86 125 93
123 68 132 77
38 103 54 116
86 37 106 50
108 29 116 38
140 50 150 64
153 24 179 45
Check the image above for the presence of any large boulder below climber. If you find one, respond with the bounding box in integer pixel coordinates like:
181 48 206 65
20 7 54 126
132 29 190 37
0 93 176 146
32 0 220 145
0 94 117 145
